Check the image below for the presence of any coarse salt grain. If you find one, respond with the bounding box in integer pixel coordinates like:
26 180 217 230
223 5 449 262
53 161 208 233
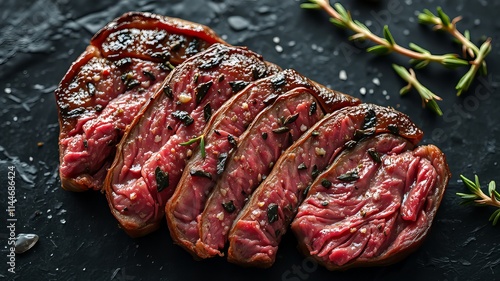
178 93 192 103
339 70 347 81
315 147 326 156
216 212 224 220
130 192 137 200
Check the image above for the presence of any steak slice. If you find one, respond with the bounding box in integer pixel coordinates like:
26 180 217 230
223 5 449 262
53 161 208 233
227 104 423 268
166 69 360 257
56 12 225 192
106 44 275 237
195 87 327 258
291 135 450 270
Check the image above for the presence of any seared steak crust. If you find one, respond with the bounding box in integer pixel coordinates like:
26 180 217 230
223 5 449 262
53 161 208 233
106 44 274 237
56 12 225 192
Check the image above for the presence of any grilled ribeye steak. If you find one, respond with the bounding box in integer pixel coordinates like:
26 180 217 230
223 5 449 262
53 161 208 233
166 69 360 257
195 87 325 257
291 135 449 270
55 12 225 192
106 43 276 237
227 104 424 268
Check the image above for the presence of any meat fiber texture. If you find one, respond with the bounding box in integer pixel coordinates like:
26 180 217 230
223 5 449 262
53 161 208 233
227 104 432 268
106 43 277 237
54 12 450 272
55 12 225 192
291 135 450 270
166 69 360 257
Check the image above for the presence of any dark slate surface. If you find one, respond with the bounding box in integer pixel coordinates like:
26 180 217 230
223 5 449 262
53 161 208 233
1 0 499 280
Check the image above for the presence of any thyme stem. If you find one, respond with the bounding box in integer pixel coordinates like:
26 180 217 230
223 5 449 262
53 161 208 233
304 0 466 66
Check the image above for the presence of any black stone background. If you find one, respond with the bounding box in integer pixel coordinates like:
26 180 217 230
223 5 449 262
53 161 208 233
1 0 499 280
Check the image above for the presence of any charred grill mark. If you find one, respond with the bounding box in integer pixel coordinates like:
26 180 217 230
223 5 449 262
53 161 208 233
217 152 228 175
263 93 278 105
229 81 249 93
309 102 317 116
388 124 400 135
87 82 96 97
155 167 169 192
344 140 357 149
362 109 377 130
283 113 299 126
190 169 212 179
196 81 213 104
272 127 290 134
163 85 173 99
114 57 132 67
337 171 359 182
172 110 194 126
185 38 200 55
142 70 156 81
222 200 236 213
270 73 286 88
228 135 237 147
267 203 279 223
198 50 227 69
252 66 266 80
367 148 381 163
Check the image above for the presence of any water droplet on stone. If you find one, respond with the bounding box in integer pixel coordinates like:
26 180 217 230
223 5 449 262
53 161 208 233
372 77 380 86
228 16 250 31
15 233 39 254
256 6 271 14
275 45 283 53
273 37 280 44
360 87 367 95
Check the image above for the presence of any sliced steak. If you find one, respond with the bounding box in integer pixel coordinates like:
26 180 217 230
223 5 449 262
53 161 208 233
291 135 450 270
166 69 360 256
106 44 275 237
195 87 330 258
227 104 423 268
56 12 225 192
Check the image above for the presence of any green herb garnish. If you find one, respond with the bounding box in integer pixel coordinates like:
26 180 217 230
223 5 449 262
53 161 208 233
458 175 500 225
180 134 206 159
301 1 491 114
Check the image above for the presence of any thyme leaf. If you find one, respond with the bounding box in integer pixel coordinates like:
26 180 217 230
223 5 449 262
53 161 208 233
180 135 206 159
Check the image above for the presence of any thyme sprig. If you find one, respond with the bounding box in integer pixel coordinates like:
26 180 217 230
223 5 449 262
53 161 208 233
301 1 492 114
418 7 492 96
458 175 500 225
301 1 467 68
180 135 206 159
392 64 443 115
